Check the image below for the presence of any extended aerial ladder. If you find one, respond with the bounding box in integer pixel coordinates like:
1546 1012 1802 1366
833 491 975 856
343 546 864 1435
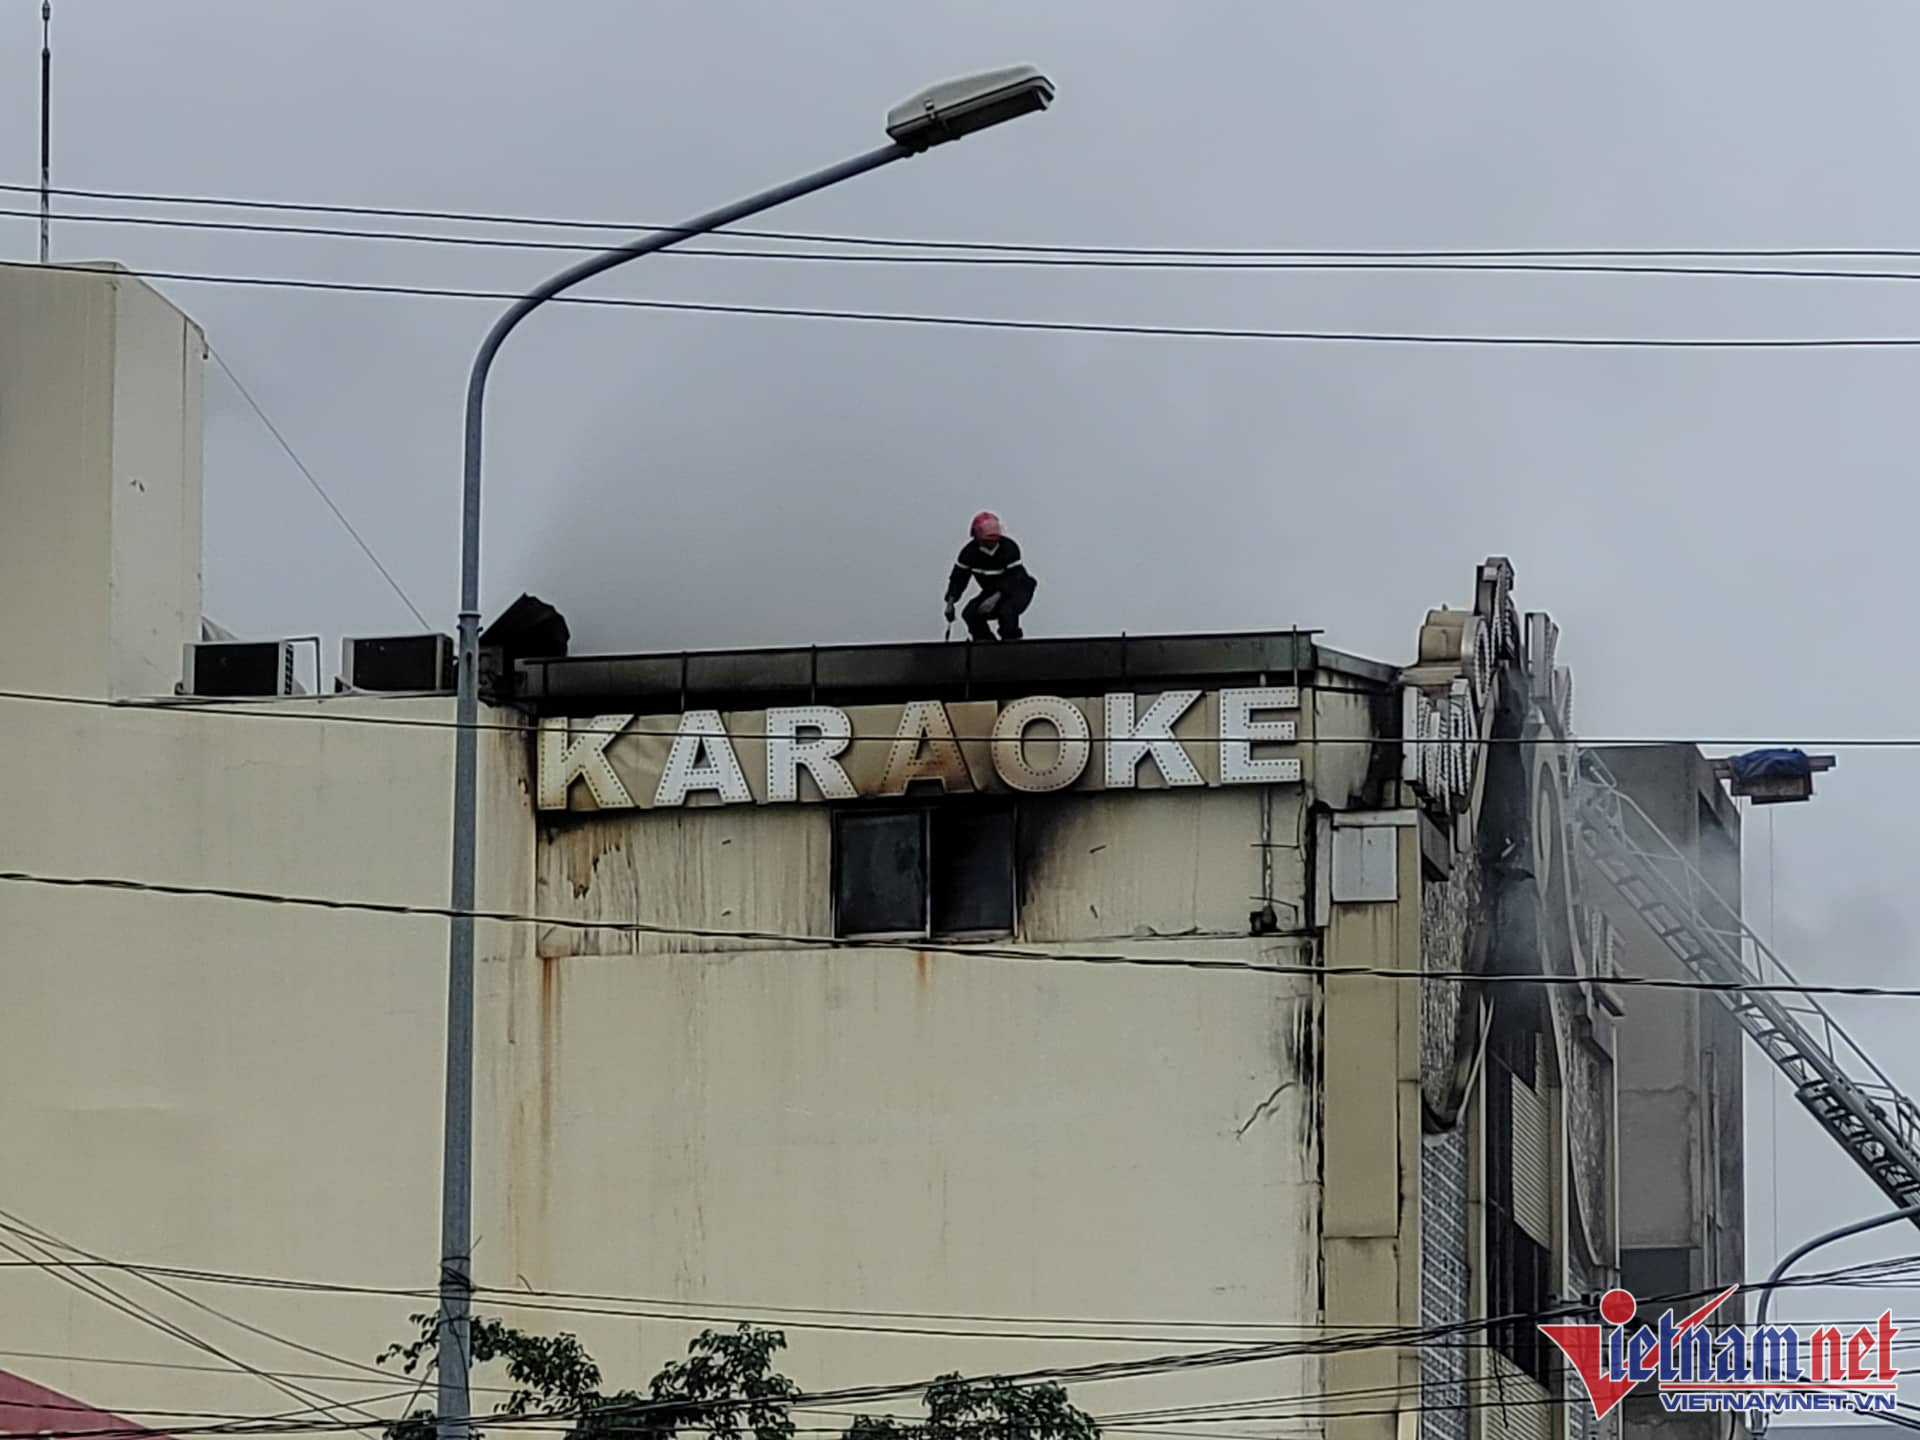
1569 750 1920 1226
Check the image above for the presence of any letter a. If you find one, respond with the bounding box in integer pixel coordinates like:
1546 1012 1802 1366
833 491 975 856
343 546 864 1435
654 710 753 807
879 701 975 795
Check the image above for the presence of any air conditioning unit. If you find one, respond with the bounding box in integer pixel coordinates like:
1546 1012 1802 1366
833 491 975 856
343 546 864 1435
341 633 455 693
182 640 299 698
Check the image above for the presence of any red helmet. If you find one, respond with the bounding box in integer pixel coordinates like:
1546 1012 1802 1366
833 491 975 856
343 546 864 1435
970 510 1003 541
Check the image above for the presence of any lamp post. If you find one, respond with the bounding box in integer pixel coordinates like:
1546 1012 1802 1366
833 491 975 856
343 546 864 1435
1748 1201 1920 1437
434 66 1054 1440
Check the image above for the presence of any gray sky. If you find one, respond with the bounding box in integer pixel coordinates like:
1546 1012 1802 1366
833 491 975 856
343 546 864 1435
7 0 1920 1351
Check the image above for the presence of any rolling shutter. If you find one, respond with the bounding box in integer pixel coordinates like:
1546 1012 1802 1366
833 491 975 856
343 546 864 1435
1510 1069 1551 1245
1486 1359 1551 1440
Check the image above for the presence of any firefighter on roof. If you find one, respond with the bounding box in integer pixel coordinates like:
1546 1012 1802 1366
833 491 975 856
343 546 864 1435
944 511 1036 642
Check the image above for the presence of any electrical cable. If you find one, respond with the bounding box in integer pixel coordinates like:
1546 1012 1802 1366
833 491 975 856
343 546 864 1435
0 1261 1369 1345
3 1393 429 1425
207 346 428 630
0 1332 1518 1440
0 1213 400 1387
0 1383 1436 1440
10 1263 1920 1440
30 260 1920 350
7 1254 1916 1343
35 203 1920 287
0 1228 379 1429
19 179 1920 262
14 856 1920 1000
4 1380 1573 1440
9 1266 1905 1440
10 860 1920 999
0 1260 1567 1350
6 677 1920 751
1 1372 1524 1437
0 1350 520 1398
4 1257 1904 1372
1858 1411 1920 1435
0 1273 1590 1428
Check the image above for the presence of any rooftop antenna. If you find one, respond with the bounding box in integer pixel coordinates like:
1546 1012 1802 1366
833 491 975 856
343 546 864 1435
38 0 51 263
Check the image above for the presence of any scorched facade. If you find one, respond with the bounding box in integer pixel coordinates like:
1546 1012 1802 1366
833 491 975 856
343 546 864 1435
0 264 1699 1440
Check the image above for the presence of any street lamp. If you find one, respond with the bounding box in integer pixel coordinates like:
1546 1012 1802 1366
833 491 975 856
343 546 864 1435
435 65 1054 1440
1749 1201 1920 1437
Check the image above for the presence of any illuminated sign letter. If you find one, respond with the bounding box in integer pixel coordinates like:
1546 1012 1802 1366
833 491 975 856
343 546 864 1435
1401 684 1473 807
879 701 975 795
654 709 752 807
991 696 1091 793
1104 691 1203 788
766 706 856 803
1218 687 1300 785
537 714 636 810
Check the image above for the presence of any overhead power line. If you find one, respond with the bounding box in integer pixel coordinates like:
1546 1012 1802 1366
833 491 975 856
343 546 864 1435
4 1255 1917 1440
15 179 1920 262
0 1262 1344 1340
0 1213 394 1389
0 1334 1393 1439
1 1394 425 1426
207 347 429 630
0 1320 1585 1437
0 1225 378 1429
5 862 1920 999
3 1253 1915 1345
0 1348 515 1395
0 1380 1670 1440
0 1256 1441 1347
6 1266 1899 1440
32 260 1920 350
0 680 1912 753
29 203 1920 287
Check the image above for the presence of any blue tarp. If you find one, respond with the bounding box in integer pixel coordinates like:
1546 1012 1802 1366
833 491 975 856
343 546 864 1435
1727 747 1812 783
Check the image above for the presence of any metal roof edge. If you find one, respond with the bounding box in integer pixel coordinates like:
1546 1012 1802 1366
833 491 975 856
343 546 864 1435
511 628 1412 709
1310 644 1400 687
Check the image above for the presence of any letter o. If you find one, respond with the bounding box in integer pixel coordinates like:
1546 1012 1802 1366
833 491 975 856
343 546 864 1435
991 697 1091 793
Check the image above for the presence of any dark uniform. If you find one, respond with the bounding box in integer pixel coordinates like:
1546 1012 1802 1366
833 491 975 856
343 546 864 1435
946 536 1036 641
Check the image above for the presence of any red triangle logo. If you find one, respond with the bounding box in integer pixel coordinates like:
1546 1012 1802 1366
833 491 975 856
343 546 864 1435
1540 1324 1638 1420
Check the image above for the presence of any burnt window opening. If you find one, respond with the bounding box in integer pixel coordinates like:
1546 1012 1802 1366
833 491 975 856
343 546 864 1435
1488 1002 1537 1087
1486 1029 1553 1387
833 803 1015 940
1622 1247 1694 1309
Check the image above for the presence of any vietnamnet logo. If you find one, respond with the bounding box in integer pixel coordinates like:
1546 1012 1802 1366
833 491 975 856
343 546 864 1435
1539 1286 1901 1417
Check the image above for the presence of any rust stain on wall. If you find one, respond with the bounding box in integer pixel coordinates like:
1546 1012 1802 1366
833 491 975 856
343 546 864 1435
518 952 562 1286
915 951 928 988
538 954 562 1148
552 820 622 900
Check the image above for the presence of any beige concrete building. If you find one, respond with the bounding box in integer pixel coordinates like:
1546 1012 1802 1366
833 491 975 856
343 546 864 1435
0 261 1687 1440
0 259 532 1437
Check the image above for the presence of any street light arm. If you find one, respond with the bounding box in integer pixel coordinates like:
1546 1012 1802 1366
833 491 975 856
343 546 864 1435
436 137 909 1440
1749 1201 1920 1437
456 139 909 618
439 64 1050 1435
1754 1202 1920 1335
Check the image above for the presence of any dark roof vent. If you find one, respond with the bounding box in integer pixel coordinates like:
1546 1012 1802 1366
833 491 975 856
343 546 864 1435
479 594 570 700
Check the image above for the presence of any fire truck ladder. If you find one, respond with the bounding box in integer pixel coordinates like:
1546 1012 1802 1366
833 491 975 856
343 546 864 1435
1570 750 1920 1223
